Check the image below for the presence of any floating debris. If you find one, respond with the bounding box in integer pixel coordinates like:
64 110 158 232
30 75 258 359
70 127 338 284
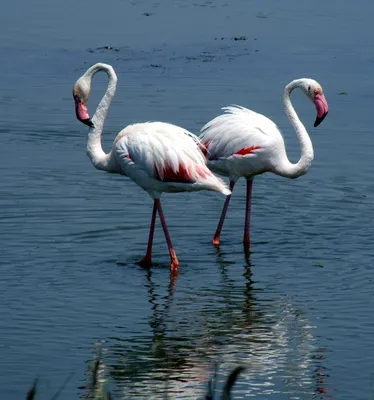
215 36 248 41
338 92 348 95
87 46 120 53
233 36 247 41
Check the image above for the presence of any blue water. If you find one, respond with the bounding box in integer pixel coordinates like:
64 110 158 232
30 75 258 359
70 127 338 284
1 0 374 398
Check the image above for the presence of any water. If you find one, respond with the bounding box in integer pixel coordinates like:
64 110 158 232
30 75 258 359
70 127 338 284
1 0 374 398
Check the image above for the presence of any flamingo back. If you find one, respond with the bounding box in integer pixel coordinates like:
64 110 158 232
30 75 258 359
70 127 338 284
199 105 286 179
200 105 282 160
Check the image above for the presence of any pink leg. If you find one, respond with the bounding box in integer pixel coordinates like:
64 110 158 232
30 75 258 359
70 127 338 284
139 200 157 267
212 180 236 247
243 178 253 248
156 199 179 270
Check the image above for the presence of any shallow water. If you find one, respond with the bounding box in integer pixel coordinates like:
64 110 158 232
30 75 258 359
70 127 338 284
1 0 374 399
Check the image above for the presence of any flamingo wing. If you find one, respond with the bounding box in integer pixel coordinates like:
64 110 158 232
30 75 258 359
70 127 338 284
200 105 283 160
113 122 231 195
114 122 204 179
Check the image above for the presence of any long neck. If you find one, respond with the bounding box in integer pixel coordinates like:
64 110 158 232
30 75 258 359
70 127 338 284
273 80 314 179
85 63 118 171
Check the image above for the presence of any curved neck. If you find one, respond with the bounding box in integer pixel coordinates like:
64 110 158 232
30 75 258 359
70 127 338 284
274 80 314 178
85 63 118 171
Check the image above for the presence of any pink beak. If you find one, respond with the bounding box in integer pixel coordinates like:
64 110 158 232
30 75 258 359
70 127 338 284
314 93 329 127
73 94 94 128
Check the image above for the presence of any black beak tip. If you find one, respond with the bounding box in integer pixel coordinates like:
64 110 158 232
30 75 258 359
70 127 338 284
82 118 94 128
314 111 328 127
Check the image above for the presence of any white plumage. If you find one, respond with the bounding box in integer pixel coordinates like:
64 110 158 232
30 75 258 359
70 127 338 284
201 105 279 159
200 105 284 180
199 79 329 248
113 121 230 198
73 63 230 270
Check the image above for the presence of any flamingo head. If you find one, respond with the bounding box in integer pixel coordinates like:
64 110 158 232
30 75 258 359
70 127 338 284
300 79 329 127
73 77 94 128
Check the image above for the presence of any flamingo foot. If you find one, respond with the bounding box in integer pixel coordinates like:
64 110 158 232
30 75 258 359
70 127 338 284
170 259 179 270
169 249 179 270
138 255 152 267
212 235 221 247
170 257 179 270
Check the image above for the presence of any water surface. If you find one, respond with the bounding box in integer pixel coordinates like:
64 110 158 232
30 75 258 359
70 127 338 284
1 0 374 399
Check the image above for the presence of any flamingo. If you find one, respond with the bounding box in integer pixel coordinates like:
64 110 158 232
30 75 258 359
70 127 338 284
199 78 329 249
73 63 231 270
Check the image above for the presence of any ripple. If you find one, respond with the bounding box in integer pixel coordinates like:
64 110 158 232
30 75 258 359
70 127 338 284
2 1 374 398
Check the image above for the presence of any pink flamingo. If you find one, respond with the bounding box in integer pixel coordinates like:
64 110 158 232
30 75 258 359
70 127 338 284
73 63 230 270
199 78 329 249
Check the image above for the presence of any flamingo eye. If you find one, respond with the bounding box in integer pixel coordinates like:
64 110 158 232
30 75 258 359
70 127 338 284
308 85 311 91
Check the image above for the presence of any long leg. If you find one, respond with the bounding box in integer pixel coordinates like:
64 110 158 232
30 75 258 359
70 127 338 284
212 180 236 247
243 178 253 248
139 200 158 266
156 199 179 270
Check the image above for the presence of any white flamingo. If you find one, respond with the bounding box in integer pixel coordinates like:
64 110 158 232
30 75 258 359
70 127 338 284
199 78 329 248
73 63 230 270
